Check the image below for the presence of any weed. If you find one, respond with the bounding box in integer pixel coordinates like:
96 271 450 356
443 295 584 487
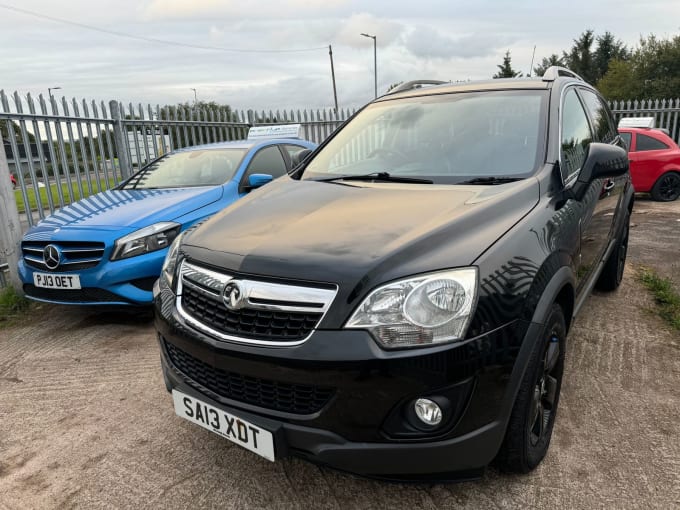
0 286 30 326
638 268 680 331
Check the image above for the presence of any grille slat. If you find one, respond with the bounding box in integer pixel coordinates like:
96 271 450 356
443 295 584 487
181 285 324 342
164 340 334 415
22 241 105 272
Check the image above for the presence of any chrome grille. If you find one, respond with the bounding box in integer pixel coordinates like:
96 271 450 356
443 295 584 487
22 241 105 272
177 261 337 346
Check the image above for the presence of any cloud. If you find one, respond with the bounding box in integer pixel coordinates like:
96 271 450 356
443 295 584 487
142 0 350 20
405 27 512 59
333 13 405 48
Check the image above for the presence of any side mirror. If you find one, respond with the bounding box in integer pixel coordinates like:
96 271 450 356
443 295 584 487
568 143 628 199
579 143 629 182
247 173 273 190
291 149 313 168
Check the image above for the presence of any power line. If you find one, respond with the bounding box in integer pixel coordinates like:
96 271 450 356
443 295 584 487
0 3 328 54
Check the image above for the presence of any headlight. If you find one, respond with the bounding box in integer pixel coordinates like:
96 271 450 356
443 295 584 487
161 231 185 289
345 268 478 348
111 222 180 261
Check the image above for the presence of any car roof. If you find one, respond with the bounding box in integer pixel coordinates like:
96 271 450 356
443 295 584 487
374 77 560 102
175 138 312 153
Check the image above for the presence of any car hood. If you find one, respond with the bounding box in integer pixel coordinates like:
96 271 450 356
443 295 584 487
31 187 223 233
183 177 539 294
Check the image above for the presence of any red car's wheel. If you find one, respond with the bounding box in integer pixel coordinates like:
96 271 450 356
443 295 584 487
650 172 680 202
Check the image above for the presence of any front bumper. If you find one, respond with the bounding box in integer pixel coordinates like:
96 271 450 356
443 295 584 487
155 287 541 479
18 249 168 306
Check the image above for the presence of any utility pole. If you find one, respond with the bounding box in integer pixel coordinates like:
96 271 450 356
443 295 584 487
328 45 339 114
190 88 197 105
529 45 536 77
360 33 377 98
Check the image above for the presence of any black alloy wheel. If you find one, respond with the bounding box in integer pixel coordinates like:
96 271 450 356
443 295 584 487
495 304 566 473
615 222 629 286
596 214 630 292
529 333 561 447
651 172 680 202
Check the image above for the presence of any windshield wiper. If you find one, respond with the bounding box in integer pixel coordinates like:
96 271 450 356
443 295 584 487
457 177 524 185
314 172 433 184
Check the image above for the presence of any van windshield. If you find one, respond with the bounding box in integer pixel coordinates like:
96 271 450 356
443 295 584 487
302 90 547 184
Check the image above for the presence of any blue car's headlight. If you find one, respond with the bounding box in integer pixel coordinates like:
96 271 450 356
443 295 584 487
111 222 181 261
345 268 478 349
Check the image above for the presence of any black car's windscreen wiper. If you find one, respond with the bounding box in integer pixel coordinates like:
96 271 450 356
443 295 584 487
457 177 524 185
313 172 434 184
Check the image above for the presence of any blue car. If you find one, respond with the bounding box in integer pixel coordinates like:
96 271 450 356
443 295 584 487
18 128 316 306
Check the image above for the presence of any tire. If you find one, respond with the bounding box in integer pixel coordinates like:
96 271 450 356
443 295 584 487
650 172 680 202
596 214 629 292
495 303 566 473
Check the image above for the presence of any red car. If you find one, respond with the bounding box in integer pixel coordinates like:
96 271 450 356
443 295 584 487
618 127 680 201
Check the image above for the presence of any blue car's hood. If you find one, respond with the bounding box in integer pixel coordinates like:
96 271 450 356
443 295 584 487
34 187 223 231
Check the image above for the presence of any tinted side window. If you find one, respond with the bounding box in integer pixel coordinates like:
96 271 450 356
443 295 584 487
284 144 307 159
579 89 617 143
619 132 632 151
636 134 669 151
245 146 287 179
561 89 593 181
284 144 310 167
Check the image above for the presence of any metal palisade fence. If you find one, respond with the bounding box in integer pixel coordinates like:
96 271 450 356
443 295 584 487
610 98 680 142
3 89 680 232
0 89 355 229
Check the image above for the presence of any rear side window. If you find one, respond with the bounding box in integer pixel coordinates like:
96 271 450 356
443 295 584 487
561 89 593 182
636 134 669 151
579 89 617 143
245 146 288 179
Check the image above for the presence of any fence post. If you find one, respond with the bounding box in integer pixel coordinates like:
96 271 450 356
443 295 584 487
110 100 132 179
0 131 23 291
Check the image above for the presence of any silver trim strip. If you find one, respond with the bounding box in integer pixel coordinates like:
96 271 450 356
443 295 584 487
176 260 338 347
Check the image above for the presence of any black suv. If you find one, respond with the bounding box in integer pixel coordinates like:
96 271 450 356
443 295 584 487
153 67 633 480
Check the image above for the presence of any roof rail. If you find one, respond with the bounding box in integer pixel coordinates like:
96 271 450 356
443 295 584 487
386 80 448 95
542 66 584 82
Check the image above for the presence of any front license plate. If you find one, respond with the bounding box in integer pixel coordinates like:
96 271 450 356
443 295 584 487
33 272 81 289
172 390 275 462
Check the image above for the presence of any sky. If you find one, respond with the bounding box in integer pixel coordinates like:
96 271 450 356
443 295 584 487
1 0 679 112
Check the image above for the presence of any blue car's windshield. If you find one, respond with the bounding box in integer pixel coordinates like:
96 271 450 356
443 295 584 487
121 149 247 189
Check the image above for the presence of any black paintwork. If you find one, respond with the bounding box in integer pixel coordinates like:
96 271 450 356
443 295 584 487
155 76 634 479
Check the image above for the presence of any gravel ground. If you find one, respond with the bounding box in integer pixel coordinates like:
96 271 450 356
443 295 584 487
0 197 679 509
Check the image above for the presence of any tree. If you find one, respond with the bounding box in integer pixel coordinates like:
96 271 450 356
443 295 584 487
563 30 597 84
533 54 564 77
158 100 239 147
1 121 36 144
493 50 523 79
598 34 680 100
386 82 404 93
594 32 629 81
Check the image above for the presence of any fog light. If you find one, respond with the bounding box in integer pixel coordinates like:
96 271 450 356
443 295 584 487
414 398 442 426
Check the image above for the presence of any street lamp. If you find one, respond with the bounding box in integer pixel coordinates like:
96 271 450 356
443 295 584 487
47 86 61 102
360 33 377 98
190 88 197 104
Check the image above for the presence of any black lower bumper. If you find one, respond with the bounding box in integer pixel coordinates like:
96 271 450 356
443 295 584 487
156 297 542 479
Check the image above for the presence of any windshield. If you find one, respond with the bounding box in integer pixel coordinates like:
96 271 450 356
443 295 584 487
121 148 247 189
302 90 547 184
